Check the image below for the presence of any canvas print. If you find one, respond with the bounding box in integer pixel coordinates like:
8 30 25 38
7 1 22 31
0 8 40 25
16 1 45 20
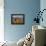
11 14 25 24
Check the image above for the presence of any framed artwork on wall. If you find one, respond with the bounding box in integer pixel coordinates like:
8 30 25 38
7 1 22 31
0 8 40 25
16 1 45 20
11 14 25 25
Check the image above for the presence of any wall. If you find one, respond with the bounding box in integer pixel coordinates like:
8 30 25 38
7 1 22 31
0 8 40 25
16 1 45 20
4 0 40 42
0 0 4 42
40 0 46 26
40 0 46 45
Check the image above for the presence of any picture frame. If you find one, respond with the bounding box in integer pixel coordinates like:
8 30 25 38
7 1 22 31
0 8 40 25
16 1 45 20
11 14 25 25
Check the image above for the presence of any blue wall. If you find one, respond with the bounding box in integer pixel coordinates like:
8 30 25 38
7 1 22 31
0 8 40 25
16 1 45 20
4 0 40 42
40 0 46 44
40 0 46 27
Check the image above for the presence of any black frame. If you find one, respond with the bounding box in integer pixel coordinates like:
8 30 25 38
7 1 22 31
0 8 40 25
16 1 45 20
11 14 25 25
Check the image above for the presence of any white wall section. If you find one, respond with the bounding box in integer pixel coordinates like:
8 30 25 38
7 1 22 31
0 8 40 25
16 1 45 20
0 0 4 42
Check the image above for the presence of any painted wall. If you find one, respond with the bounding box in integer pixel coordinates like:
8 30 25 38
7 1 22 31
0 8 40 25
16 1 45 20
0 0 4 42
40 0 46 45
4 0 40 42
40 0 46 27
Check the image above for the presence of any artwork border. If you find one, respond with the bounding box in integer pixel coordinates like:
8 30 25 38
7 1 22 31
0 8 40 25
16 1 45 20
11 14 25 25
